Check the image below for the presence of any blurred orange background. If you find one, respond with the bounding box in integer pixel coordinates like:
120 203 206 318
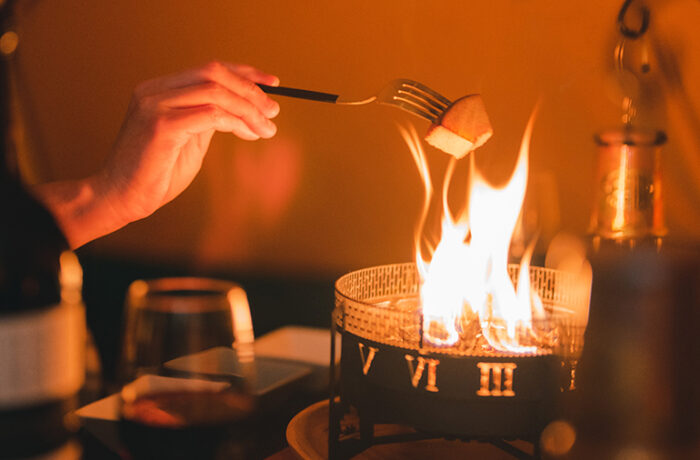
13 0 700 276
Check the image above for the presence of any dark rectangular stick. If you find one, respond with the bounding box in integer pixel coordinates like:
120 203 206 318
257 84 339 103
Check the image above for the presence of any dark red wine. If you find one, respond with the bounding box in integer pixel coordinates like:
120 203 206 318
0 3 85 458
120 390 256 460
121 308 235 380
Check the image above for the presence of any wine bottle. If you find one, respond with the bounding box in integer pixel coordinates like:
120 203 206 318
0 3 85 459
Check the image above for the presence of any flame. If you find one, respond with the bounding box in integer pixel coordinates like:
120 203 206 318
402 111 546 354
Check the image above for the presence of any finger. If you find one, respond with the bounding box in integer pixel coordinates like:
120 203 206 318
164 105 264 141
230 122 261 141
223 63 280 86
134 61 280 119
152 82 277 138
198 63 280 119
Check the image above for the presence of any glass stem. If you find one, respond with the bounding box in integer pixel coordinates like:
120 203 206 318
569 359 578 391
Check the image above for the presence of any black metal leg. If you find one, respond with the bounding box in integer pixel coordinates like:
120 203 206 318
328 320 340 459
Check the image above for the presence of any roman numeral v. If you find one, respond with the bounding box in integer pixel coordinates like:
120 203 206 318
357 342 378 375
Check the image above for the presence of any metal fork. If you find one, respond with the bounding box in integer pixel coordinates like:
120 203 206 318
257 79 452 123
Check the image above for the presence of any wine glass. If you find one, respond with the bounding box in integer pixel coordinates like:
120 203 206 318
555 317 587 391
117 277 257 460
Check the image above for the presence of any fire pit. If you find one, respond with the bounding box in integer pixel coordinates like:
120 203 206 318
329 262 587 458
324 110 591 458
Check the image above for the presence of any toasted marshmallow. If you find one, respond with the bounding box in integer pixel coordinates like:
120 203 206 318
425 94 493 158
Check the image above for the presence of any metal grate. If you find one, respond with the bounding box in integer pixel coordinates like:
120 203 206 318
335 263 589 358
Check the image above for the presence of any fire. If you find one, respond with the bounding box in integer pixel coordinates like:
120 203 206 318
400 111 546 354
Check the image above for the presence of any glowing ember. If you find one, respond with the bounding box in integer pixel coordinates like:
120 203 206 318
400 111 546 354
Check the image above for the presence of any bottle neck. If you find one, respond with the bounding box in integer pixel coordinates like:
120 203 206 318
589 128 666 249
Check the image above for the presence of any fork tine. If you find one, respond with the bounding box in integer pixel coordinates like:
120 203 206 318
386 100 439 123
398 86 450 114
395 89 446 117
400 79 452 107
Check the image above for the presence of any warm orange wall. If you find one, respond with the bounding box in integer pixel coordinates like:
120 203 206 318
14 0 700 275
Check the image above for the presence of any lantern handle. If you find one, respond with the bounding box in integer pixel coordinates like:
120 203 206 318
618 0 650 39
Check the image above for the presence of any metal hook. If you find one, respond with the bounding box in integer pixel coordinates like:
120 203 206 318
618 0 650 39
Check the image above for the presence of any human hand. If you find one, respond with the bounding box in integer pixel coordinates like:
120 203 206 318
98 61 280 225
33 62 281 249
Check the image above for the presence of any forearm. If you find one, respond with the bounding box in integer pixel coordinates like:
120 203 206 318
31 175 129 249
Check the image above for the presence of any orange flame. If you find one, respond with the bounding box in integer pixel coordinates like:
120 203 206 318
401 111 545 353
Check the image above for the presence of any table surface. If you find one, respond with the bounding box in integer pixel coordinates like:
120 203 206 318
77 328 539 459
79 395 539 460
79 392 325 460
78 328 336 459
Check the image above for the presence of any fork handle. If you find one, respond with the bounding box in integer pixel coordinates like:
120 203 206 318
257 84 339 103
